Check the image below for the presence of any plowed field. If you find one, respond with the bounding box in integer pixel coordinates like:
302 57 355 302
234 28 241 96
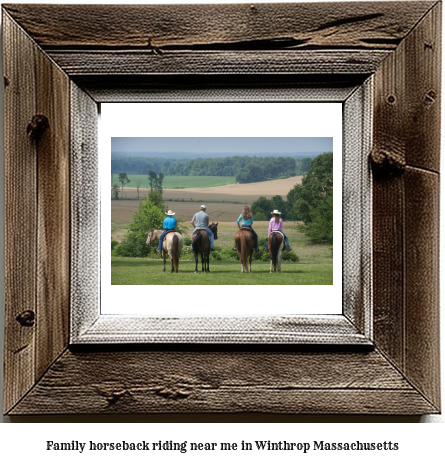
119 175 303 203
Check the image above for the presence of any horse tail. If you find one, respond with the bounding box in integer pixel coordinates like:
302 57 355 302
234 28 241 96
271 233 279 267
172 234 179 271
240 231 248 269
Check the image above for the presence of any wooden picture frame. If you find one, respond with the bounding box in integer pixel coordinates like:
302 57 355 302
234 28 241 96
2 2 440 415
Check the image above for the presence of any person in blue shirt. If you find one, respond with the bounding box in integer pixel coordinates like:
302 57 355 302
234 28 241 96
232 205 259 252
156 210 177 253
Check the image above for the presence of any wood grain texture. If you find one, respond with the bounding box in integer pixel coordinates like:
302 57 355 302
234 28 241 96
47 50 391 76
35 44 71 380
8 349 437 415
372 3 441 411
3 12 37 414
372 175 405 370
404 168 440 408
2 2 435 50
70 83 99 341
372 1 441 172
404 2 441 172
75 316 370 345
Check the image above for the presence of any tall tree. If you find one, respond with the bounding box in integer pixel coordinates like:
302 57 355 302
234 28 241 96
157 172 164 194
136 180 142 199
118 172 130 199
292 152 333 244
148 171 157 191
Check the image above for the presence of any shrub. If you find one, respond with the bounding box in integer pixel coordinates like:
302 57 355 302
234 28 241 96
281 250 300 262
111 239 119 250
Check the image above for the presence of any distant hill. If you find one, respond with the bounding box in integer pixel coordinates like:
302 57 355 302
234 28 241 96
111 151 322 160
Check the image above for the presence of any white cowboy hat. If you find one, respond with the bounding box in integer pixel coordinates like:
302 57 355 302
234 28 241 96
200 205 206 209
271 210 281 215
165 210 175 215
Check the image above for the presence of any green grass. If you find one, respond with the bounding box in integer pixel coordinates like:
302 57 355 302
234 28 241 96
111 257 332 285
111 175 236 189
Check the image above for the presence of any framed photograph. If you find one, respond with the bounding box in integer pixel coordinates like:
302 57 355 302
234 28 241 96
3 2 440 415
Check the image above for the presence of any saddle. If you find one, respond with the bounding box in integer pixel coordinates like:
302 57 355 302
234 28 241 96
162 230 176 243
268 230 284 239
240 226 254 237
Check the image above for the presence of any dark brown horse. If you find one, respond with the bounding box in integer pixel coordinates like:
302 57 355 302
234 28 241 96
192 222 218 273
234 227 255 272
268 231 285 273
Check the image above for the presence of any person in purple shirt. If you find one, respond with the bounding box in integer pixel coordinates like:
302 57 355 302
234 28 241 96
232 205 259 252
265 210 291 251
156 210 177 253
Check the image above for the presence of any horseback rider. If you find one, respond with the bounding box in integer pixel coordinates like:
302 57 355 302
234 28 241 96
156 209 177 253
190 205 215 251
232 205 259 252
265 210 291 251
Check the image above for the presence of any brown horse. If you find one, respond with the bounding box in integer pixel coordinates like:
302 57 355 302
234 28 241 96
234 227 254 272
268 231 285 273
146 229 183 273
192 222 218 273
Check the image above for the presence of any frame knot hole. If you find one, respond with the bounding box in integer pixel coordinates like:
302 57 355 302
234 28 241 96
370 148 405 177
16 310 35 327
27 115 49 141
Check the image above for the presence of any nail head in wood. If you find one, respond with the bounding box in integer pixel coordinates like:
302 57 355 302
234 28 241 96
425 90 436 105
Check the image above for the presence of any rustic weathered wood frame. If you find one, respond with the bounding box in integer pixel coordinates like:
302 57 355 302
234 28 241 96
3 2 441 415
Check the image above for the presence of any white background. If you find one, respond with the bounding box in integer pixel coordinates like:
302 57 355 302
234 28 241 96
0 1 444 463
101 102 342 316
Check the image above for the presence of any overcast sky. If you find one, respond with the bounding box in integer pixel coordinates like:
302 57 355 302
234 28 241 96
111 137 332 154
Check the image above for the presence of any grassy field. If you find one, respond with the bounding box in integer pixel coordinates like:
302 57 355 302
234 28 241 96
111 220 333 285
111 258 332 285
112 175 236 189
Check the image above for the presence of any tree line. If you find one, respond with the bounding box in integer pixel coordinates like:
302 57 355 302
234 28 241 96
250 152 333 244
165 155 309 182
111 156 182 175
112 155 314 183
